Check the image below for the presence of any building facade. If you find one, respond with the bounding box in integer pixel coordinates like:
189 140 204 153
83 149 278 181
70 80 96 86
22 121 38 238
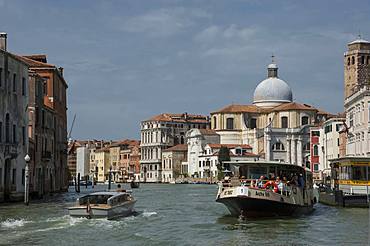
183 128 220 177
162 144 187 183
0 33 29 202
19 53 69 193
140 113 209 182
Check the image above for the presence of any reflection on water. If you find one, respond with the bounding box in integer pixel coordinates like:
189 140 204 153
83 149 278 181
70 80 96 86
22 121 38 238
0 184 369 245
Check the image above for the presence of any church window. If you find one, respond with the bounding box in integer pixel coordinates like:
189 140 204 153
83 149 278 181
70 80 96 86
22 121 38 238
272 142 285 151
281 116 288 128
180 136 184 144
213 116 217 129
301 116 309 125
367 56 370 65
361 56 365 65
347 57 350 66
250 118 257 129
226 118 234 130
313 145 319 156
352 56 355 65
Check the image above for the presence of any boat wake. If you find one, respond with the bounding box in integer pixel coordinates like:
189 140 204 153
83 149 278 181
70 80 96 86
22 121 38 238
0 218 30 229
142 211 157 217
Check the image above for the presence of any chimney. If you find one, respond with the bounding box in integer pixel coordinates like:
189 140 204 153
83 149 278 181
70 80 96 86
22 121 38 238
58 67 64 76
0 32 7 51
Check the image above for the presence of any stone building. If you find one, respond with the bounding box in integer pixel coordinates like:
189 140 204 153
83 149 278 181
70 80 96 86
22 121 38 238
183 128 220 177
95 147 110 183
0 33 29 202
345 86 370 156
140 113 209 182
162 144 187 183
344 36 370 99
19 53 69 193
210 61 332 167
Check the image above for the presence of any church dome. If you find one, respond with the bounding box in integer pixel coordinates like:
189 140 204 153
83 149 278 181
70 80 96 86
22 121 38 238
253 62 293 108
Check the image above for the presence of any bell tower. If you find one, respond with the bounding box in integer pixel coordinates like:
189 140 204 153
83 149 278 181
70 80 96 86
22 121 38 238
344 36 370 98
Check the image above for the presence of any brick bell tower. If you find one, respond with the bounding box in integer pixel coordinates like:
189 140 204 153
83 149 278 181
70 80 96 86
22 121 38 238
344 35 370 99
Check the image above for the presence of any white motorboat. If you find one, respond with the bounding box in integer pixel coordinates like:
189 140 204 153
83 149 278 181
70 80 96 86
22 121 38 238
68 191 136 219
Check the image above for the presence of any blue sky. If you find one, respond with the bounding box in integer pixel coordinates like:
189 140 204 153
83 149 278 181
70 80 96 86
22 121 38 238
1 0 369 140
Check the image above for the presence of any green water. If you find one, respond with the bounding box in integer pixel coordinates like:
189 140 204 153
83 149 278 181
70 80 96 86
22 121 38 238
0 184 369 245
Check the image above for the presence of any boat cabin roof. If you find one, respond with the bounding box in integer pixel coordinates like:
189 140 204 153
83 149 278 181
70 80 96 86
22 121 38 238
225 160 311 173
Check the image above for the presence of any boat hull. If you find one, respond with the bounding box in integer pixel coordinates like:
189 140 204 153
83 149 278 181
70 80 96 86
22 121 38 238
216 196 313 217
68 200 136 219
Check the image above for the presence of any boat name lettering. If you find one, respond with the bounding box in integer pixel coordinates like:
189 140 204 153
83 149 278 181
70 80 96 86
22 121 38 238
224 190 233 195
255 191 269 197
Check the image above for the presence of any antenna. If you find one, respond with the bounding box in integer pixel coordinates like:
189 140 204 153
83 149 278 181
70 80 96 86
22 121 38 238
271 53 275 63
68 113 76 140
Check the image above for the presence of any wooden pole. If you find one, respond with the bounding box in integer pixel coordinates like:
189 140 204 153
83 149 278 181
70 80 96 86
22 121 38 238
77 173 80 193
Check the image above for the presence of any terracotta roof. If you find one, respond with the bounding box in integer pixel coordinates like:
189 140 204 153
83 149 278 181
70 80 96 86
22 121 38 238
109 139 140 148
145 113 209 123
207 144 252 149
15 55 56 68
211 104 266 114
163 144 188 152
23 54 47 63
198 129 218 135
271 102 318 112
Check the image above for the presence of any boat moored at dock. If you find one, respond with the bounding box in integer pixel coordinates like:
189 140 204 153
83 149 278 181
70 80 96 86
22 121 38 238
216 160 315 218
68 191 136 219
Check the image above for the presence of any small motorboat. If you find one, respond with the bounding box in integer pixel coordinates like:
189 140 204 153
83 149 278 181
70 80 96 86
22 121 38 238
68 191 136 219
130 180 140 189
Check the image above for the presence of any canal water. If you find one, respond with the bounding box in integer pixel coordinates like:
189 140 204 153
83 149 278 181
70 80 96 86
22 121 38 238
0 184 369 246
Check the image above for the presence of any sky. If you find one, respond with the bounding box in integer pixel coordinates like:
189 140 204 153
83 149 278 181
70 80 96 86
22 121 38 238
1 0 369 140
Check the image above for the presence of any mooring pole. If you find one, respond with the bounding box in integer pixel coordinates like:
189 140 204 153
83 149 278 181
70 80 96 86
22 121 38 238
108 166 112 190
24 154 30 206
77 173 81 193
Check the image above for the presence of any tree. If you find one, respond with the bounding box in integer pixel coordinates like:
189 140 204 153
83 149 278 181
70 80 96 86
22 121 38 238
217 146 230 180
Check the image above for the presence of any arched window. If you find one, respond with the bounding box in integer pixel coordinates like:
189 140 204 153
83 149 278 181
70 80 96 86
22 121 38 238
180 136 184 144
352 56 355 65
303 142 310 151
226 118 234 130
250 118 257 129
361 56 365 64
272 142 285 151
313 145 319 156
213 116 217 129
5 113 10 143
347 57 350 66
367 56 370 65
301 116 309 125
281 116 288 128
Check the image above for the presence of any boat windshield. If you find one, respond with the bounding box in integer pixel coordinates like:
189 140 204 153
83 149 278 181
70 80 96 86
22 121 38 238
79 194 113 205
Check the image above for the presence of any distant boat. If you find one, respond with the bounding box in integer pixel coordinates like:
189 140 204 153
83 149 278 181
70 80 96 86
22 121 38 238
130 180 140 189
68 191 136 219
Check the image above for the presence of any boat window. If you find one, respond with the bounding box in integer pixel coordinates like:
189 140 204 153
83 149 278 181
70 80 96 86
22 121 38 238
352 166 369 181
248 166 268 179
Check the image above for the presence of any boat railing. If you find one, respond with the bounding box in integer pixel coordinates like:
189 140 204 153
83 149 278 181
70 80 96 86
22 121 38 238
221 178 298 197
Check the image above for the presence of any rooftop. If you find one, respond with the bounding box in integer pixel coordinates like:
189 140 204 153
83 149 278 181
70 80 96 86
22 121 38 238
163 144 188 152
145 113 209 123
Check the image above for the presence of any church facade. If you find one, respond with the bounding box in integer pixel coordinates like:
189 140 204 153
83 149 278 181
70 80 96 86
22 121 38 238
210 61 332 167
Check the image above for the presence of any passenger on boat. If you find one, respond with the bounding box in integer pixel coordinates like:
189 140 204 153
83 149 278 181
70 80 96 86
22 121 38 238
263 180 278 193
257 176 265 188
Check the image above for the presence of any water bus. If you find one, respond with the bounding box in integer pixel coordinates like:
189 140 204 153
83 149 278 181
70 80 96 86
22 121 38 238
216 160 315 218
68 191 136 219
320 157 370 207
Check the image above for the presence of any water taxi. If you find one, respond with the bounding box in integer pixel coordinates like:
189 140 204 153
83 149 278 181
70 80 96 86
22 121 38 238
68 191 136 219
216 160 315 218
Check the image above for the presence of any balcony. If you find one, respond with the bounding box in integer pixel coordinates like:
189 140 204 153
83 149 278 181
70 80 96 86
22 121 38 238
42 151 52 161
4 143 18 159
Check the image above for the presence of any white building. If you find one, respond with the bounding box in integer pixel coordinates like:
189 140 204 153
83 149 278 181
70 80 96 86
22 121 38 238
140 113 209 182
76 146 90 178
318 118 345 175
183 128 220 177
345 86 370 156
161 144 187 183
0 33 29 202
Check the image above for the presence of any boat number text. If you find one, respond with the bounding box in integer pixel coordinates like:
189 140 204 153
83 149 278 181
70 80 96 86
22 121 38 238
255 191 270 197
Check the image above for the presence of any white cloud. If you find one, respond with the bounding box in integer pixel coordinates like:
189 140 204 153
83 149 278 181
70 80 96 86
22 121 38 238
119 7 211 37
194 24 256 43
